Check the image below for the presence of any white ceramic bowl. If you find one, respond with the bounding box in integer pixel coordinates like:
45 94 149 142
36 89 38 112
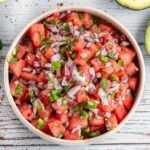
4 5 145 146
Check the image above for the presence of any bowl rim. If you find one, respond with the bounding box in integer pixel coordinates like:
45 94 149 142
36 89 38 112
4 5 145 146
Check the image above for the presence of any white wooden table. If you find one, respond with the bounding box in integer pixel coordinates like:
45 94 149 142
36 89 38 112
0 0 150 149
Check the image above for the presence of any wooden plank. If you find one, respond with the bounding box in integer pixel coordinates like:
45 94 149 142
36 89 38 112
0 145 150 150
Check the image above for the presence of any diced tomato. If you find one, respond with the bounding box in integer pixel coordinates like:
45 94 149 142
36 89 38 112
39 89 50 107
99 23 113 32
125 63 138 75
15 45 27 59
76 91 89 103
123 94 134 110
9 59 25 77
28 23 45 38
45 47 54 60
89 117 104 126
48 120 66 137
56 113 69 123
21 72 37 81
25 53 36 66
72 38 85 52
128 77 137 91
36 51 48 67
64 130 81 140
38 108 52 120
69 114 88 129
105 114 118 130
19 102 34 121
38 72 48 83
114 104 127 122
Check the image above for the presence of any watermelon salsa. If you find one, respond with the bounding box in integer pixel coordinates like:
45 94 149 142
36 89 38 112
8 11 139 140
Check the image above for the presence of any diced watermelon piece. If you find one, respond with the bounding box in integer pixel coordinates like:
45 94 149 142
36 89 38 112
64 129 81 140
15 45 27 59
9 59 25 77
48 120 66 137
114 104 127 122
105 114 118 130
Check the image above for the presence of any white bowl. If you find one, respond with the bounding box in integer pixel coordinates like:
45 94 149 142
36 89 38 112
4 5 145 146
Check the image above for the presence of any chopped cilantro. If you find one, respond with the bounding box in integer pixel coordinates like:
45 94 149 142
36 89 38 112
64 25 70 32
78 13 83 20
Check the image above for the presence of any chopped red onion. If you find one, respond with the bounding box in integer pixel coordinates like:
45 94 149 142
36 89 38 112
23 67 32 72
85 42 92 48
74 30 80 37
72 67 86 83
105 112 111 118
47 25 59 33
51 41 66 48
121 76 128 83
72 125 82 134
39 45 45 51
61 77 69 86
14 80 19 85
59 12 66 19
51 53 61 62
89 67 95 80
44 63 52 68
67 85 81 99
98 88 109 105
96 72 101 78
121 41 130 47
33 61 40 68
64 64 70 76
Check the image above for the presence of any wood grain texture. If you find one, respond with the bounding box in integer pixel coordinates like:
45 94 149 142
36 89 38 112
0 0 150 149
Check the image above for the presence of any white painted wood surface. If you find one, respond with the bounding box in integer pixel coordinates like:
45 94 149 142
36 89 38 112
0 0 150 149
